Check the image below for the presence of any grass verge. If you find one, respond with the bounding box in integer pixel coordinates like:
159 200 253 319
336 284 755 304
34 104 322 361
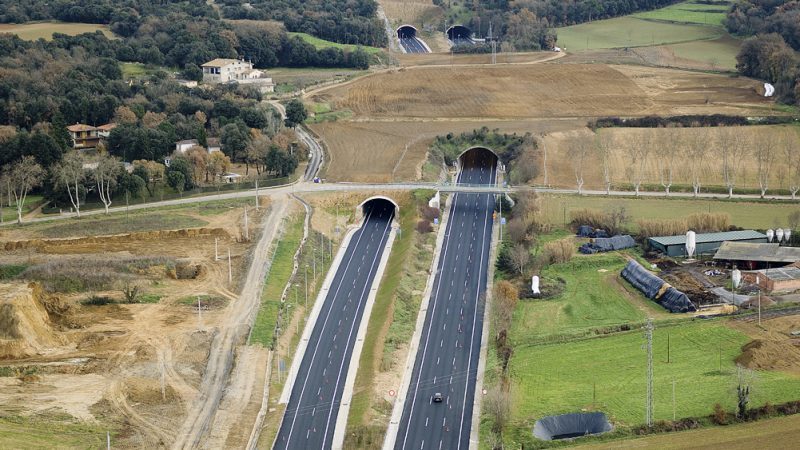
250 213 305 347
557 16 722 51
288 32 383 54
0 414 110 448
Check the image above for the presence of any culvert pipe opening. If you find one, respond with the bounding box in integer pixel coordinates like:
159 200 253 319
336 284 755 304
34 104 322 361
533 412 613 441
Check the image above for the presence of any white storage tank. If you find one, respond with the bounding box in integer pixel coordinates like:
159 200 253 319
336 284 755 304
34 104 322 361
685 231 696 258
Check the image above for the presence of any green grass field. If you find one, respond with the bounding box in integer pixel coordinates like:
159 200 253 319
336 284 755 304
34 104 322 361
511 253 668 343
633 1 730 26
0 22 115 40
504 321 800 444
288 32 383 54
0 415 109 449
557 16 722 51
250 213 305 347
540 194 798 231
120 62 165 79
1 195 43 223
665 35 740 70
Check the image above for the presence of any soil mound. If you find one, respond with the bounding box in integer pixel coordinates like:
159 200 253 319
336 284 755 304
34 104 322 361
736 338 800 373
0 282 65 359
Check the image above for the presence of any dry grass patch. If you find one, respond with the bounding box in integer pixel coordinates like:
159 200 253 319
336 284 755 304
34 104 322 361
315 63 770 120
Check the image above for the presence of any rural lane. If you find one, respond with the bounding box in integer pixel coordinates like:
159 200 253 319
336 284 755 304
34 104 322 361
172 196 288 449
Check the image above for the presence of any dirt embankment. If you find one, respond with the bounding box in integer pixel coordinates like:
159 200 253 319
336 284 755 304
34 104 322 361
734 315 800 375
3 228 229 252
0 282 65 359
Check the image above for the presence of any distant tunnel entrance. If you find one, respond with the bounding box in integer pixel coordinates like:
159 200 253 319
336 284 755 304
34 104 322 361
357 196 399 224
397 25 417 39
446 25 472 41
457 147 499 185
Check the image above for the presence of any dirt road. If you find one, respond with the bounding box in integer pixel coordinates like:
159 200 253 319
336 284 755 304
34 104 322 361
172 195 288 449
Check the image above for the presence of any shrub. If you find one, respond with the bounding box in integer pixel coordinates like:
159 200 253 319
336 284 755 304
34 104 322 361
419 205 440 221
416 220 433 233
638 213 730 238
81 296 115 306
569 207 628 235
543 239 574 265
0 264 28 280
712 403 729 425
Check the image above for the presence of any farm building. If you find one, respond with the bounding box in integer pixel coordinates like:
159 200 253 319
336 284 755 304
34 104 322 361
742 265 800 293
648 230 767 257
713 242 800 269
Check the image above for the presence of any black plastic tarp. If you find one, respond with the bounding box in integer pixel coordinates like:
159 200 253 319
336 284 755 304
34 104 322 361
620 260 697 313
660 287 697 313
621 260 664 299
533 412 613 441
594 235 636 251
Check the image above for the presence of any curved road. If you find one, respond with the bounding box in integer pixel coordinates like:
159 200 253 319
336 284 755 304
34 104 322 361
393 154 497 450
401 37 429 54
274 201 394 450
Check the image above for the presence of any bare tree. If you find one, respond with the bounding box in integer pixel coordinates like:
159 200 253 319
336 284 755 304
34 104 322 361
509 243 531 276
7 156 44 223
92 154 121 214
52 152 86 217
539 133 548 186
569 135 591 194
245 133 270 175
484 386 512 437
656 125 678 196
627 129 653 196
683 124 709 197
755 132 778 198
595 131 614 195
718 126 748 199
783 130 800 199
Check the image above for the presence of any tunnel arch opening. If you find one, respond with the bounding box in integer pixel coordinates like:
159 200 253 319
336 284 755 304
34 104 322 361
397 25 417 39
356 196 399 225
457 146 499 172
446 25 472 41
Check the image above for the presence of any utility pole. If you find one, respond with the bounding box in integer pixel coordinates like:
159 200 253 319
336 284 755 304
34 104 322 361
228 248 232 284
215 237 219 261
255 178 259 210
757 276 762 327
244 206 249 241
645 318 654 427
305 265 309 308
197 295 202 329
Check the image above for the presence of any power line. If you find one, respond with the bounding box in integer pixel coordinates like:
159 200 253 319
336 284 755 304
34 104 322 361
644 317 654 427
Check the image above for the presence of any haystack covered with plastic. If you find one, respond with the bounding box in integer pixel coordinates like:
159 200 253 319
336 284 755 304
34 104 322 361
621 260 697 313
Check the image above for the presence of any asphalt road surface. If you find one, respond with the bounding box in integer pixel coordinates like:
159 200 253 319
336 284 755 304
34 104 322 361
274 201 395 450
401 36 429 53
394 155 497 450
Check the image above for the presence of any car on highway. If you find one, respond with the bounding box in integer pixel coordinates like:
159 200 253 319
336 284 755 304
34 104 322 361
432 392 443 403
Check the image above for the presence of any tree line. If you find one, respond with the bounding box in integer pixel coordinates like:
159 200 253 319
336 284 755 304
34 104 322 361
217 0 387 48
0 1 373 72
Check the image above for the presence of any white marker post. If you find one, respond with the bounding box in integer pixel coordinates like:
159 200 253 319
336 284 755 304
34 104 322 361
215 237 219 261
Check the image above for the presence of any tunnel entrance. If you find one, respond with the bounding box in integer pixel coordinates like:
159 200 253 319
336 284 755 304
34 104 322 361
397 25 417 39
446 25 472 42
457 147 499 172
356 196 399 225
456 147 499 185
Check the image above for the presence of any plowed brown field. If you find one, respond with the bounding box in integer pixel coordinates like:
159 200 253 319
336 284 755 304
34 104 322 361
315 63 772 120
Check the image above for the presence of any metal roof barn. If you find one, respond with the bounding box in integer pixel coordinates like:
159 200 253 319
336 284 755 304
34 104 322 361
648 230 768 257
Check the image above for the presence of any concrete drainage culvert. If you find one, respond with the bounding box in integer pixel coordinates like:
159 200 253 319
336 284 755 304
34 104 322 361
533 412 613 440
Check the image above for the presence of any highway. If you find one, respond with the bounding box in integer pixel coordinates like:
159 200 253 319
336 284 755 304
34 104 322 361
393 152 496 450
274 201 395 450
400 36 429 53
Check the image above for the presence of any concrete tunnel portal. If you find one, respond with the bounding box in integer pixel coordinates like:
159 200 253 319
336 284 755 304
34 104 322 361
356 196 399 225
457 146 499 174
446 25 472 41
397 25 418 39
